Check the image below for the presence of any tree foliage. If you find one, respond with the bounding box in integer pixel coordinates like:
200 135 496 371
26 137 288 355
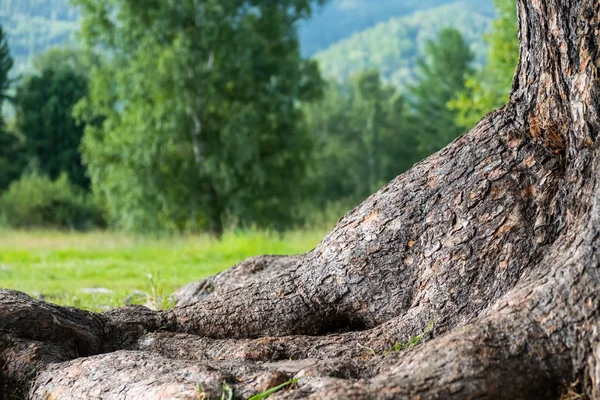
305 71 412 209
0 24 23 192
0 131 24 192
449 0 519 128
74 0 326 234
405 27 474 157
15 48 90 189
0 24 12 105
0 172 103 229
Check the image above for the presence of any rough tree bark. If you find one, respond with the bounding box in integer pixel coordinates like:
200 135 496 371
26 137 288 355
2 0 600 398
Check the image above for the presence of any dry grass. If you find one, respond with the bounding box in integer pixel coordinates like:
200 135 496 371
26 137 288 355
559 379 587 400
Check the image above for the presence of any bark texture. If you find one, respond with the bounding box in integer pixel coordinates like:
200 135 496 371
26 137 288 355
2 0 600 398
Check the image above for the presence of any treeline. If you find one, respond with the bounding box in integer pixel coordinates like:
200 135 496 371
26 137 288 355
0 0 517 235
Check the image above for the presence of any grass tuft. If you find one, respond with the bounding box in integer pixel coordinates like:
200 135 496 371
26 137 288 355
221 381 233 400
195 381 234 400
144 272 175 310
357 317 436 357
559 378 586 400
248 378 299 400
384 317 435 355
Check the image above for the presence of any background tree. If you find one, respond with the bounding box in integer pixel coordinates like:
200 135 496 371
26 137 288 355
405 27 474 157
32 47 93 78
449 0 519 128
15 48 90 189
0 24 24 192
0 131 24 191
305 71 411 210
74 0 326 235
0 25 12 108
352 71 401 196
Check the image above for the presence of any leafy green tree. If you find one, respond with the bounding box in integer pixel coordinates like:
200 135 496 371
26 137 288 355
305 72 412 209
449 0 519 128
0 25 11 107
0 132 25 191
15 52 90 189
350 71 414 195
32 47 95 78
0 24 23 192
405 27 474 157
73 0 326 235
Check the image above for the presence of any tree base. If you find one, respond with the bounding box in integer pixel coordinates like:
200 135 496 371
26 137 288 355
2 102 600 399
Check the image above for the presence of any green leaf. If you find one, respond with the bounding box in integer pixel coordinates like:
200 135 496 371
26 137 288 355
221 381 233 400
247 378 299 400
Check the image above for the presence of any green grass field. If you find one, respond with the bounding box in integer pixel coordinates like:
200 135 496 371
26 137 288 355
0 229 326 311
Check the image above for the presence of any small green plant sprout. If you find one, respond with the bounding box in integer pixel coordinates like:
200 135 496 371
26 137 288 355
356 342 376 356
384 317 435 355
144 272 176 310
221 381 233 400
247 378 299 400
196 381 233 400
197 383 209 400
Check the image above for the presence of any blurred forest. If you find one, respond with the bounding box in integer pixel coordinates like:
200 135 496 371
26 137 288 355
0 0 518 235
314 1 493 88
1 0 494 73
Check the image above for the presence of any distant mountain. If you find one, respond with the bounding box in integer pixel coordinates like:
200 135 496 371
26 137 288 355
314 1 493 88
0 0 495 78
299 0 495 56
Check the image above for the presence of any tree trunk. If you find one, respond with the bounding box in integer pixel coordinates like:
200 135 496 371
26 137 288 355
2 0 600 398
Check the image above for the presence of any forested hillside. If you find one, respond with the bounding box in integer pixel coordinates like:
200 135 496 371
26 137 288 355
315 1 493 88
2 0 494 73
300 0 494 56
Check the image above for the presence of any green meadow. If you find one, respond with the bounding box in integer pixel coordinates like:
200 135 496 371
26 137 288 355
0 229 325 311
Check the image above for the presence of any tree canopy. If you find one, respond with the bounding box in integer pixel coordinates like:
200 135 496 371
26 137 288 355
449 0 519 128
0 25 22 192
74 0 327 234
15 49 90 189
305 71 410 209
406 27 474 156
0 0 519 232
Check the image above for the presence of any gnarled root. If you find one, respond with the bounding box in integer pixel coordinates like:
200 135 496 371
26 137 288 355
2 105 600 399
